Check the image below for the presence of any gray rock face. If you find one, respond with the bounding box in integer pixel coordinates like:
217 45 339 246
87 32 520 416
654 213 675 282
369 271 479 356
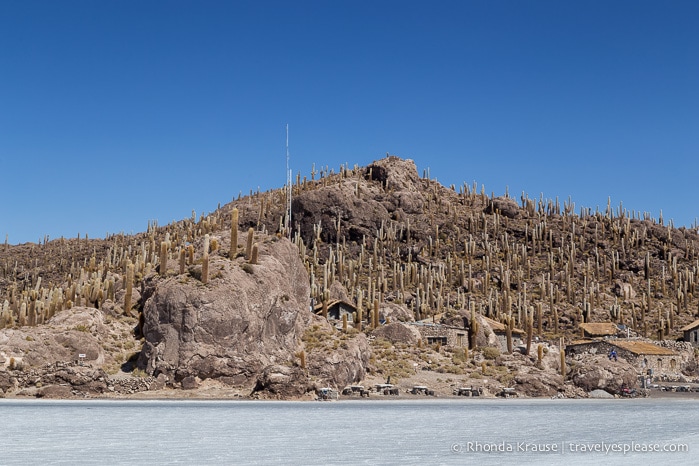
367 156 421 192
380 303 414 323
138 236 314 395
0 307 127 368
291 157 426 244
483 197 521 219
305 318 370 390
255 365 307 397
372 323 419 346
513 372 563 397
589 389 615 399
37 384 73 399
570 355 638 395
327 281 351 303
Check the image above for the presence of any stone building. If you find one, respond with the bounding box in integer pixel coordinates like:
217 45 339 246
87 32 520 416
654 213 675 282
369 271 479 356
565 338 690 377
481 316 524 353
312 300 356 321
681 319 699 346
407 322 468 348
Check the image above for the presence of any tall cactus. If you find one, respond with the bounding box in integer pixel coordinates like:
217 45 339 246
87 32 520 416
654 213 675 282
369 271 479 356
372 299 379 329
159 241 168 275
250 243 259 265
468 305 479 350
246 228 255 260
202 234 210 285
230 207 239 259
124 262 134 316
560 347 566 376
505 315 514 354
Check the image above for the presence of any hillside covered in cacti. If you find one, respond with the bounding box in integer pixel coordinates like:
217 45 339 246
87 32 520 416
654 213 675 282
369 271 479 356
1 155 698 398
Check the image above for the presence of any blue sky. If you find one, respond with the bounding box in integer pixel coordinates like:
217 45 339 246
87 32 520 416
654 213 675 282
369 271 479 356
1 1 697 244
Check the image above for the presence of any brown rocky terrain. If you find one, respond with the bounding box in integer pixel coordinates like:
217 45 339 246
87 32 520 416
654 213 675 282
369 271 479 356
1 155 698 399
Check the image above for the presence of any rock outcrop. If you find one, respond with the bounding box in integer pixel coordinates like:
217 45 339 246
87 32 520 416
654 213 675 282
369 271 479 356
372 322 420 346
570 354 639 395
291 157 426 245
0 307 131 369
379 302 414 323
138 235 313 396
483 196 521 219
513 372 564 397
301 317 370 391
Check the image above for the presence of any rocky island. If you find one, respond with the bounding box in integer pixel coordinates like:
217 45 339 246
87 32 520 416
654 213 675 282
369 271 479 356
1 156 698 400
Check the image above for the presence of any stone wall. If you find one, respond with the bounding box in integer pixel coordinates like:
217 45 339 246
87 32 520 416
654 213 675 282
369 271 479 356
408 323 467 348
566 339 692 377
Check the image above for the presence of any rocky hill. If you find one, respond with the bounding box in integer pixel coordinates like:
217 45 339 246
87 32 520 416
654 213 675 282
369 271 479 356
1 155 698 398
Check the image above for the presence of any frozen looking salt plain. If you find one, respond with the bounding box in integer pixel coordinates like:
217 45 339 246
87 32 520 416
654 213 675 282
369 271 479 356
0 398 695 466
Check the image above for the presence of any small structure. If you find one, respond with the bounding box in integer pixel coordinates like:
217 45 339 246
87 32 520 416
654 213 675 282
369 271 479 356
374 383 399 395
611 340 679 376
565 339 604 356
341 385 369 397
453 387 482 397
410 386 434 396
681 319 699 346
481 316 525 352
407 322 468 348
565 338 684 377
497 387 517 398
578 322 620 339
316 387 339 401
313 300 356 321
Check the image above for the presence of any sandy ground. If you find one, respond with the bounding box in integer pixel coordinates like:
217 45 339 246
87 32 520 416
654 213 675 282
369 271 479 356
4 367 698 401
78 375 699 401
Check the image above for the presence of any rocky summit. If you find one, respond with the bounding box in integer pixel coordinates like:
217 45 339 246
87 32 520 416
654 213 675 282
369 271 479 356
1 156 698 399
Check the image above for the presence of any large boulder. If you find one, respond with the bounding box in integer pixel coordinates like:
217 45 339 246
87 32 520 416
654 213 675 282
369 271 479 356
137 235 313 394
513 372 564 397
456 313 501 348
372 322 420 346
483 197 521 219
380 302 414 323
303 317 371 391
254 364 308 397
327 281 351 303
366 156 422 192
37 384 73 399
570 354 638 395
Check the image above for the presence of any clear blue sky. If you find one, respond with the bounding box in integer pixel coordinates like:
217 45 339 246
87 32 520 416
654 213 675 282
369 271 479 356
1 1 697 244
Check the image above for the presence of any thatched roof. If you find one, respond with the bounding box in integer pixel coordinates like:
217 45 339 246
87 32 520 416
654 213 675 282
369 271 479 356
568 339 597 346
579 322 619 337
610 340 676 356
680 319 699 332
481 316 524 335
312 299 356 313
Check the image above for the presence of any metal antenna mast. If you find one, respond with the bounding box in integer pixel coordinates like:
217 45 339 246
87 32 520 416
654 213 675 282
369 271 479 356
286 124 292 239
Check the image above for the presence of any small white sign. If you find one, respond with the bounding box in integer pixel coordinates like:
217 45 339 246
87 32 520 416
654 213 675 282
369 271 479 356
78 354 86 358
